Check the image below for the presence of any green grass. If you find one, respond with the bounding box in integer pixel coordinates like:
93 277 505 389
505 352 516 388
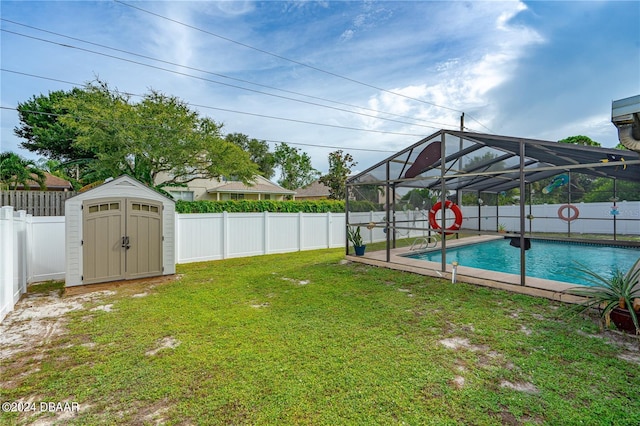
2 249 639 425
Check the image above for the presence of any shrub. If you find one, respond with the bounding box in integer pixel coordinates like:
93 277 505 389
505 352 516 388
175 199 345 213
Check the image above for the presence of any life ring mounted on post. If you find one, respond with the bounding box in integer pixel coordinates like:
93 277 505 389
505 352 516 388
428 200 463 235
557 204 579 222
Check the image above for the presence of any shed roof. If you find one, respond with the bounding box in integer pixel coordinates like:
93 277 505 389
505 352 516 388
348 130 640 194
66 175 175 204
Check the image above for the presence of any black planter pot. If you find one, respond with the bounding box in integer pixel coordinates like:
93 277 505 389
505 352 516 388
610 308 639 334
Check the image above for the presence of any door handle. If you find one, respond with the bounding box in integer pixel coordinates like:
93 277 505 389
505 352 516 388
122 236 130 250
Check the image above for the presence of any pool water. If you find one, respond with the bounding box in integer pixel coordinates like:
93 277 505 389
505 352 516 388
406 239 640 286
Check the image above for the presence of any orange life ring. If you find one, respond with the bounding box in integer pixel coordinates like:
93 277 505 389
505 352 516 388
429 200 463 235
558 204 579 222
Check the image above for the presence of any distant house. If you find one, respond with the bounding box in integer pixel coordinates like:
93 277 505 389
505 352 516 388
162 175 296 201
294 180 331 200
16 172 74 191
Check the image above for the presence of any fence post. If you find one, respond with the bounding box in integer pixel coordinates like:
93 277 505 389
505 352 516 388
263 211 269 255
327 212 332 248
25 213 33 284
174 214 181 265
222 211 229 259
298 211 303 251
15 210 28 295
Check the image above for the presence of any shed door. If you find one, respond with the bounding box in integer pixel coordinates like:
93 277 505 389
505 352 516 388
126 199 163 280
82 198 163 284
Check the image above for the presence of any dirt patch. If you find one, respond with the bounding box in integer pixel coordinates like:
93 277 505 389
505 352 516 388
281 277 310 285
439 337 488 352
0 290 114 360
450 375 465 389
500 380 540 394
136 400 171 425
63 274 180 297
146 337 180 356
1 276 174 361
90 304 114 312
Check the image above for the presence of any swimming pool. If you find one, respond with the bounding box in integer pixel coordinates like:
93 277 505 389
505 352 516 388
405 239 640 286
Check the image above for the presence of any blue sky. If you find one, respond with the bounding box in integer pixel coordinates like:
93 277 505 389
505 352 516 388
1 0 639 175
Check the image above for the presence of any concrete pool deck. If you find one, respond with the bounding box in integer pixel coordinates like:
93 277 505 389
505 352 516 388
346 235 585 304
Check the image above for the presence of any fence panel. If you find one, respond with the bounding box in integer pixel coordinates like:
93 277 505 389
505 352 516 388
0 190 77 216
462 201 640 234
175 213 225 263
29 216 66 283
227 213 265 258
267 213 300 254
301 213 331 250
1 207 28 322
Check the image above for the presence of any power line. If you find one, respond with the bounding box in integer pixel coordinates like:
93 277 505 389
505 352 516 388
1 18 457 130
2 27 464 133
1 69 427 138
113 0 493 132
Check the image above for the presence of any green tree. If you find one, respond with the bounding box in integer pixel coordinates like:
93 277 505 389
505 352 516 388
0 152 46 190
18 80 259 187
273 143 320 190
225 133 275 179
583 178 640 202
558 135 601 146
15 88 97 163
400 188 435 209
319 150 356 200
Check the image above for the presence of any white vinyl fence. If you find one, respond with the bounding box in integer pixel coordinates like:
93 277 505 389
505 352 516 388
1 203 638 322
1 207 66 322
175 212 346 263
460 201 640 235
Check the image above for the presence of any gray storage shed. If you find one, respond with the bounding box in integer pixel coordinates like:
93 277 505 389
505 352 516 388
65 175 175 287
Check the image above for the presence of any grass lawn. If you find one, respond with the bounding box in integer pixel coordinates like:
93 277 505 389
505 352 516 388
1 248 639 425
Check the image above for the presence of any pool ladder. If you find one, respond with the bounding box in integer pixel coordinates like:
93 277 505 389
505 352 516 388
410 235 439 251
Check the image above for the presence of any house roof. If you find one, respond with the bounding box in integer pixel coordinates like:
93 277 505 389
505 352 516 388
18 172 73 190
294 180 331 197
348 130 640 194
206 175 296 195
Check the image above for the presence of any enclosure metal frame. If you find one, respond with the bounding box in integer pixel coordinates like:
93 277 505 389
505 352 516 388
346 130 640 286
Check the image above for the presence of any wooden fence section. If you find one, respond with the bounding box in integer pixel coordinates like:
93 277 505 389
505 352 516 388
0 190 77 216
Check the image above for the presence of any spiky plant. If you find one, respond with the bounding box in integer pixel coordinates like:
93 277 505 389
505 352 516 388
347 226 363 247
565 258 640 334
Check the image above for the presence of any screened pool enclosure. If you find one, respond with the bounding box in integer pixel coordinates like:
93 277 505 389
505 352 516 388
345 130 640 287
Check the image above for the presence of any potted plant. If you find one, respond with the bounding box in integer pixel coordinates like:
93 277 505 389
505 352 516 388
498 223 507 233
564 258 640 334
347 226 366 256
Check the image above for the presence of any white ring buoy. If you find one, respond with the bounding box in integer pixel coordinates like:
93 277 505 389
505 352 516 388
558 204 579 222
428 200 463 235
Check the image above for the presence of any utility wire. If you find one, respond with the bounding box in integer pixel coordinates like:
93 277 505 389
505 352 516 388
1 18 456 130
0 29 439 129
1 70 426 137
113 0 494 133
2 28 451 132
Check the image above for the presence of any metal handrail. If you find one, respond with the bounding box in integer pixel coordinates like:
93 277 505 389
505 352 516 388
410 235 439 251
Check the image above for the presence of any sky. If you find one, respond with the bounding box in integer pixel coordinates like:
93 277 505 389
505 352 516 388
1 0 639 176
